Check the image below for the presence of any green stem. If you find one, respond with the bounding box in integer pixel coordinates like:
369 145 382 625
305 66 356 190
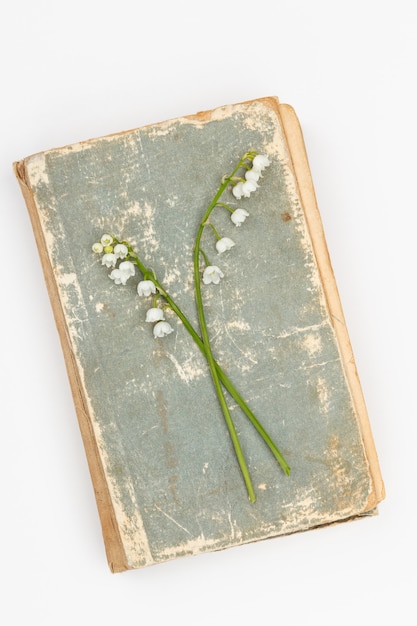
194 197 257 501
154 280 290 476
206 222 221 240
128 246 255 501
191 158 260 501
199 248 210 267
216 202 234 214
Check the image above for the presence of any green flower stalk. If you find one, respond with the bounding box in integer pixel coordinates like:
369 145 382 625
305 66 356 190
193 155 256 499
92 151 291 503
192 151 290 502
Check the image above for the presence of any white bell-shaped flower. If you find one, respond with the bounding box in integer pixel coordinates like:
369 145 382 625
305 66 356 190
92 242 103 254
119 261 135 279
252 154 270 172
109 269 124 284
241 180 258 197
145 308 165 323
231 208 250 226
101 234 113 247
114 243 129 259
245 169 261 182
137 280 157 297
203 265 224 285
232 181 244 199
102 253 117 268
109 261 135 285
216 237 235 254
153 321 174 338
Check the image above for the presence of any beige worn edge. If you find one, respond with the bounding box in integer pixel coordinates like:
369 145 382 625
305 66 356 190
13 160 131 573
275 99 385 510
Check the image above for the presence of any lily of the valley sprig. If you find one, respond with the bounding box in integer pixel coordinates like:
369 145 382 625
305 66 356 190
92 151 290 503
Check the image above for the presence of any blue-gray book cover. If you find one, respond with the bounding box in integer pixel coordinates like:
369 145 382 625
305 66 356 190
14 97 384 572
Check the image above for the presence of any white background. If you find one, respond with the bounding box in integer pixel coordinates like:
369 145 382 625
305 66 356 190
1 2 416 624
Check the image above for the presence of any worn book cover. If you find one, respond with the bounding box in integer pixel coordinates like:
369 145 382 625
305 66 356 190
14 96 384 572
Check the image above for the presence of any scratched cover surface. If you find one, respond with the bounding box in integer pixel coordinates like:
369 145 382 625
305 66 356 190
22 100 373 568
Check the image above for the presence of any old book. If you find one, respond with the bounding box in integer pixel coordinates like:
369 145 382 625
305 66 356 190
14 96 384 573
